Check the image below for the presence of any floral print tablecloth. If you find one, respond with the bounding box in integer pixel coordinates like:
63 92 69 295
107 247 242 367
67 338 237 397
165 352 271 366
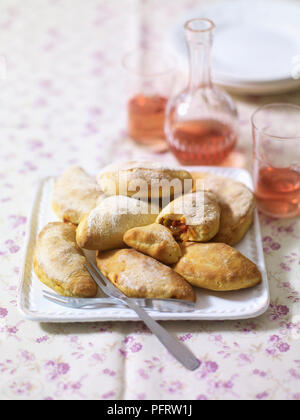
0 0 300 400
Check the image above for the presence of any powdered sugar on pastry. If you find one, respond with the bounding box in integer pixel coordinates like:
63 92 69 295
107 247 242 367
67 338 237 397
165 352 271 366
97 160 193 199
87 195 157 231
196 174 254 224
157 191 219 226
34 222 97 297
156 191 221 242
193 173 255 245
96 249 195 301
76 196 159 251
35 223 85 281
52 166 104 224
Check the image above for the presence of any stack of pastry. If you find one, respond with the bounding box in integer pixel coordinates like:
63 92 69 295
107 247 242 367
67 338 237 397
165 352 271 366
34 161 262 302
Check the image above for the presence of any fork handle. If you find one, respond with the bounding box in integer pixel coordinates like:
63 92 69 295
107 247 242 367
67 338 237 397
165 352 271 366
124 298 200 371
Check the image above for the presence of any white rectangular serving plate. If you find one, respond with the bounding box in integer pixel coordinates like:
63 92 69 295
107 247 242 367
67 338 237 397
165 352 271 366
18 166 270 323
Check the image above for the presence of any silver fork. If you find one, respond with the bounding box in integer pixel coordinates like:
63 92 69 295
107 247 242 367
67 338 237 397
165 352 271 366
42 290 195 312
85 262 200 371
43 290 121 309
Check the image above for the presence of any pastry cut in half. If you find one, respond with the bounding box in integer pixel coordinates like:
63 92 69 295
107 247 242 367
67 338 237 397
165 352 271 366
192 172 255 245
123 223 182 265
173 242 262 292
76 195 159 251
156 191 220 242
97 161 193 200
33 222 98 297
52 166 104 225
96 248 196 301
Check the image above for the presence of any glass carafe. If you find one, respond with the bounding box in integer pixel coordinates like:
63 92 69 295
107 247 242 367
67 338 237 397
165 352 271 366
165 18 238 165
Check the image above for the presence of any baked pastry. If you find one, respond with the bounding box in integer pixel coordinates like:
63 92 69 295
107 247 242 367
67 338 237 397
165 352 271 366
76 195 159 251
52 166 104 225
193 173 255 245
123 223 182 265
96 248 195 301
97 161 193 200
174 242 262 291
156 191 220 242
33 222 98 297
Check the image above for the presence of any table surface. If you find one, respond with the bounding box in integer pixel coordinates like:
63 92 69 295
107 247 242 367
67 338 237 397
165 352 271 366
0 0 300 400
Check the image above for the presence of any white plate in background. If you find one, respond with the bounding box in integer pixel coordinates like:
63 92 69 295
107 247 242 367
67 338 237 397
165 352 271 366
173 0 300 95
18 166 270 323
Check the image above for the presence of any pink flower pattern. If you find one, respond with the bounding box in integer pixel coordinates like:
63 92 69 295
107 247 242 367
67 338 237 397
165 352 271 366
0 0 299 400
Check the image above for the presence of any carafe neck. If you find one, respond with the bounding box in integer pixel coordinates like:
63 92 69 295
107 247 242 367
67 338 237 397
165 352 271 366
184 19 214 90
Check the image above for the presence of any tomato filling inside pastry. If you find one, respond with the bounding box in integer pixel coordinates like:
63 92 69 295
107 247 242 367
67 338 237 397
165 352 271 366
161 217 197 241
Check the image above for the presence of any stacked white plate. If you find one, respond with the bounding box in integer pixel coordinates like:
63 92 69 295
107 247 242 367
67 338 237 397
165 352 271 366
173 0 300 95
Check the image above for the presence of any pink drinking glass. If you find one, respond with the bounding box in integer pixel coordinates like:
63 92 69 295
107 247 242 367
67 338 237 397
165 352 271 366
252 103 300 218
122 48 176 152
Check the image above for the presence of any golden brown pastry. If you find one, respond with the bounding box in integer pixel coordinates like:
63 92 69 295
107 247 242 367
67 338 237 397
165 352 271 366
173 242 262 291
96 248 195 301
193 173 255 245
123 223 182 265
33 222 98 297
97 161 193 200
76 195 159 251
156 191 220 242
52 166 104 225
